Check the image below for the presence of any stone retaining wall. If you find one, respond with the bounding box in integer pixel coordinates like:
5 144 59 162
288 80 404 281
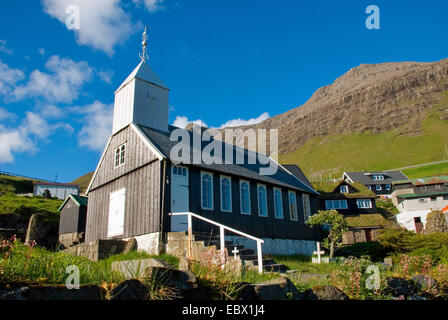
62 239 127 261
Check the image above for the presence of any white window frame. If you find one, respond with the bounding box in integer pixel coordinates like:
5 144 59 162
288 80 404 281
273 187 284 219
302 193 311 222
257 184 268 217
220 176 232 213
325 199 348 210
373 175 384 181
376 185 382 191
200 172 214 210
385 184 391 191
114 143 126 168
288 191 298 221
340 185 348 193
357 199 372 209
240 180 251 215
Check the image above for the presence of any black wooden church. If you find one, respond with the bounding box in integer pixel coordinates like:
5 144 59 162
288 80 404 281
85 34 320 255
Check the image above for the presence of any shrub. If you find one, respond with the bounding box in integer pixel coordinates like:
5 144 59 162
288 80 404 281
378 228 448 262
329 257 389 300
336 242 389 261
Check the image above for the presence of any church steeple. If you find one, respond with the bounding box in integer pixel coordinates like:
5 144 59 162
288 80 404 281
112 27 169 134
139 26 149 63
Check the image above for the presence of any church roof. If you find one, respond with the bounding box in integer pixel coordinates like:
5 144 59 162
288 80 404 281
116 61 169 93
135 124 318 195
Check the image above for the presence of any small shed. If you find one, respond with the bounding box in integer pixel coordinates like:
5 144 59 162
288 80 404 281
58 194 88 248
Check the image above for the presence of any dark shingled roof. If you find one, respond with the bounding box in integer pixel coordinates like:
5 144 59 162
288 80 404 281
344 171 408 185
137 124 318 194
282 164 313 189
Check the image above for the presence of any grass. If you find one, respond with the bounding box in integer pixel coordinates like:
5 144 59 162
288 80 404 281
376 199 399 217
1 240 179 287
1 241 124 285
279 95 448 179
0 175 62 228
101 251 179 270
71 172 94 193
402 161 448 179
265 254 342 274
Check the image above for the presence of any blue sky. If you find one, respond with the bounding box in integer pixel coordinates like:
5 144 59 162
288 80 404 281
0 0 447 182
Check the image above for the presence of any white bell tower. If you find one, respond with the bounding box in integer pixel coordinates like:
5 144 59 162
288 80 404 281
112 27 169 134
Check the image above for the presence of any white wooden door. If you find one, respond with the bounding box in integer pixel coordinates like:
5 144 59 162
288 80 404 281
108 188 126 237
171 165 189 231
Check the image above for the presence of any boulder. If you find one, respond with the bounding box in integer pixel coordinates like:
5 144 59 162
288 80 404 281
301 286 349 300
178 257 190 271
110 279 150 300
424 211 448 234
410 274 438 291
144 267 198 291
112 258 172 279
386 277 413 296
253 277 299 300
234 282 257 300
25 214 39 244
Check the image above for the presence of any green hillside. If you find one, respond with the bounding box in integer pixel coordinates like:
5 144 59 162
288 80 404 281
280 95 448 180
71 171 93 193
0 176 61 229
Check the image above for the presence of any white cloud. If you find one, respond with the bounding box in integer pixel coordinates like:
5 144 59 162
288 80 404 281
0 40 13 55
134 0 165 12
0 125 34 163
98 70 114 84
13 55 93 103
218 112 270 128
76 101 114 151
41 105 65 119
172 112 270 130
0 111 71 163
173 116 208 129
0 107 16 121
0 60 25 96
42 0 137 56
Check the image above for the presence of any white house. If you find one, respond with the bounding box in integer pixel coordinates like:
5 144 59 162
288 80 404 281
34 182 80 200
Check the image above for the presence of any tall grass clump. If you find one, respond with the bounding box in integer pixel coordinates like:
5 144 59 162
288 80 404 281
0 236 123 285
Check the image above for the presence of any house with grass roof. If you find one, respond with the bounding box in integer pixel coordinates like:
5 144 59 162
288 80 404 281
312 180 389 244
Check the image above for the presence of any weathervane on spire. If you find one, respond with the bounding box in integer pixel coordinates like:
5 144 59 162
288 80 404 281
139 26 149 63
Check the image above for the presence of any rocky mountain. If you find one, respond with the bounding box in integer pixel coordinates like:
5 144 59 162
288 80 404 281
235 59 448 153
221 58 448 176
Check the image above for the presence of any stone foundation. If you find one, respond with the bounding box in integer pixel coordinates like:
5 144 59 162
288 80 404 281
227 236 317 255
62 239 127 261
59 232 84 248
342 228 382 245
